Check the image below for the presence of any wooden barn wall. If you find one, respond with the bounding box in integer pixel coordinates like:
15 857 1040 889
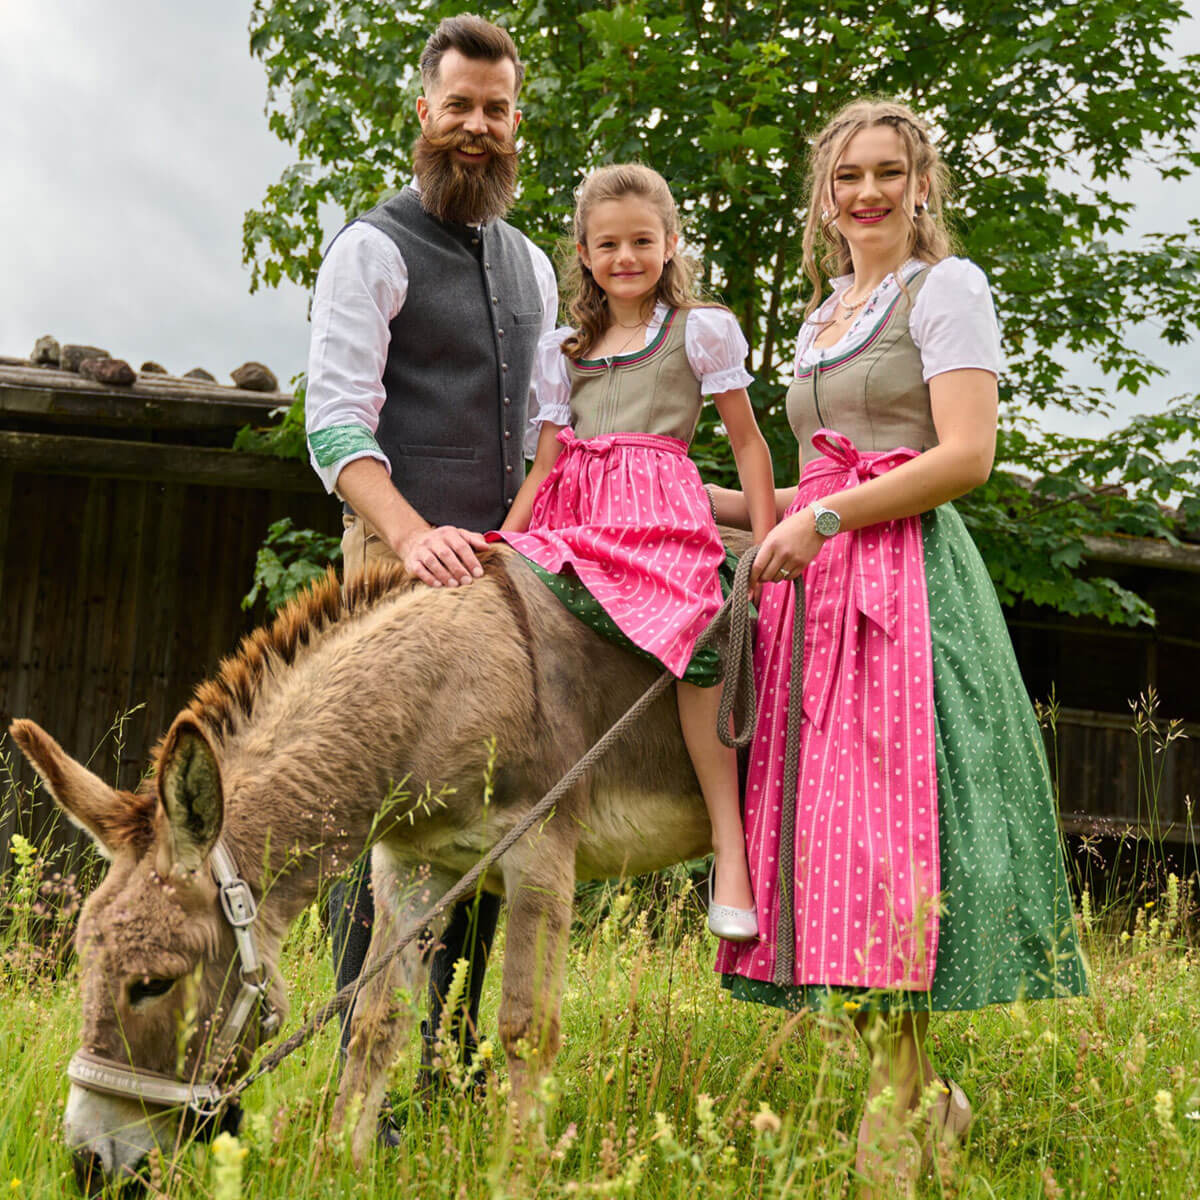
1006 557 1199 842
0 466 341 874
2 458 1196 876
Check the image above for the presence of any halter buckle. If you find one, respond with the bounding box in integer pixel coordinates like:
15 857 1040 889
219 877 258 928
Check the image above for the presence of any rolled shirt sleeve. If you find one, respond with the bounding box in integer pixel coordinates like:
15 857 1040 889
909 257 1003 381
305 223 406 494
684 307 754 394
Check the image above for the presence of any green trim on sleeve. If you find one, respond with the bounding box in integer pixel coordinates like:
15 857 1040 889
308 425 384 468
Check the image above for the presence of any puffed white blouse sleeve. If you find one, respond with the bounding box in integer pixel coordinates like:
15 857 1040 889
909 257 1003 381
524 326 574 456
684 307 755 394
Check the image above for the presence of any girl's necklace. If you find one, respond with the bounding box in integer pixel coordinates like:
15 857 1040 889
605 320 648 357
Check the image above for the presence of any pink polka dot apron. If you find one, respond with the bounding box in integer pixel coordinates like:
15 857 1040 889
495 427 725 679
716 430 941 991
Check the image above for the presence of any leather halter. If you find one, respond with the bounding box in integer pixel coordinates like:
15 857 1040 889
65 841 280 1117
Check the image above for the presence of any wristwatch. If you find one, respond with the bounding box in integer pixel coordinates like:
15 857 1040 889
810 501 842 537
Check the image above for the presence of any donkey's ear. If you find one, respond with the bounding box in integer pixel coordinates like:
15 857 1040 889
157 715 224 872
8 719 131 859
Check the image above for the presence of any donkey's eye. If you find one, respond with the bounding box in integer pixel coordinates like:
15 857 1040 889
128 976 177 1006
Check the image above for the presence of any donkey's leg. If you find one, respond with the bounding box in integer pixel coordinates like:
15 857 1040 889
498 819 579 1120
334 848 453 1162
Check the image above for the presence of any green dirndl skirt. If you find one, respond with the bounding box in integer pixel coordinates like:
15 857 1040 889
722 504 1088 1013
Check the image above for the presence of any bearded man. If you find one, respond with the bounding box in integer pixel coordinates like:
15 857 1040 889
304 14 557 1119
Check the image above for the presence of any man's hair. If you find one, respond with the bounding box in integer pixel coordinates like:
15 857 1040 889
419 14 525 95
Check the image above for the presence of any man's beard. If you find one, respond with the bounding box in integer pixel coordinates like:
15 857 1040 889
413 123 519 227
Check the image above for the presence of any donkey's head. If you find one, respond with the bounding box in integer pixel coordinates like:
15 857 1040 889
10 714 273 1194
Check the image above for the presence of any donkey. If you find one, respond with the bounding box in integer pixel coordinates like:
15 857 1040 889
10 541 743 1190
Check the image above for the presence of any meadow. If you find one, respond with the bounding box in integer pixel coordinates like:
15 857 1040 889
1 739 1197 1198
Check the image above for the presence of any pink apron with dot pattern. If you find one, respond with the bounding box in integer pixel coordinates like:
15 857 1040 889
495 427 726 679
716 430 941 991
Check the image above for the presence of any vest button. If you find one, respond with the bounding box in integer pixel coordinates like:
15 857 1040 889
472 237 480 245
485 262 491 269
506 465 513 473
504 397 511 405
498 329 505 337
502 362 509 371
492 296 499 304
504 430 511 439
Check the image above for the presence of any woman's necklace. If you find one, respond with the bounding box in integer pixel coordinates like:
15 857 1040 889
838 292 869 319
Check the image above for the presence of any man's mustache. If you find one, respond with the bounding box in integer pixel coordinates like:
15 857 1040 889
420 125 518 160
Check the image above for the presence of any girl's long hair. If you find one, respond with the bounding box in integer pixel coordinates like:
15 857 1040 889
801 99 955 320
561 164 706 361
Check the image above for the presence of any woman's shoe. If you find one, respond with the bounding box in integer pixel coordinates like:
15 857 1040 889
924 1078 971 1161
706 860 757 942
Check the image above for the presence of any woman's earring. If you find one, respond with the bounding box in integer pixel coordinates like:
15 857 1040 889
914 201 927 217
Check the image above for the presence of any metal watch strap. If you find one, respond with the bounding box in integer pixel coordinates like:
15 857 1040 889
810 501 841 537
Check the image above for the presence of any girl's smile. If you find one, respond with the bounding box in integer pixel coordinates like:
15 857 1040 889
579 196 677 313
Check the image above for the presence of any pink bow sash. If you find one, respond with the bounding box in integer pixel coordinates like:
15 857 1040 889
794 430 922 734
555 427 689 456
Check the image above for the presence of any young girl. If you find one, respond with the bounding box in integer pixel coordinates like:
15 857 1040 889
491 163 776 938
709 100 1087 1191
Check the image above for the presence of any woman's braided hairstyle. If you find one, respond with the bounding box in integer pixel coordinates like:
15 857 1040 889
801 99 955 319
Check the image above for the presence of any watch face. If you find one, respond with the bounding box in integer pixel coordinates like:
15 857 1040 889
814 507 840 537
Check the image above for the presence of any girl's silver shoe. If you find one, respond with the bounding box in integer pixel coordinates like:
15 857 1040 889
707 860 758 942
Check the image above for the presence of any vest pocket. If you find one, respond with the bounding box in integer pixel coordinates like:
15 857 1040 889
393 444 477 461
512 310 543 325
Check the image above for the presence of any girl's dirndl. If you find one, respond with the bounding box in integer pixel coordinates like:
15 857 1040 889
492 306 735 680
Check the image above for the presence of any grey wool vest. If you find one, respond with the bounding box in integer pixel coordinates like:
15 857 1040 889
350 186 543 530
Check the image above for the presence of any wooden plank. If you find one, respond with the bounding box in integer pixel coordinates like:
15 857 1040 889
1082 533 1200 575
1059 811 1197 846
0 465 11 621
0 362 289 431
0 431 320 492
131 480 184 782
1054 706 1200 738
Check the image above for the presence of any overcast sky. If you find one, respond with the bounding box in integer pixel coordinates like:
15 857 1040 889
1 1 1196 436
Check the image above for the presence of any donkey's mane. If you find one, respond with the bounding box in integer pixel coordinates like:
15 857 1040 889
144 545 528 782
171 558 420 751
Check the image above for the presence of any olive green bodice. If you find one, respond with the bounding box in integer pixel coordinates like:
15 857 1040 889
566 308 703 443
787 271 937 467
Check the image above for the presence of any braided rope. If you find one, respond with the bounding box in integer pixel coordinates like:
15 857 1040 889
223 545 804 1103
772 578 805 986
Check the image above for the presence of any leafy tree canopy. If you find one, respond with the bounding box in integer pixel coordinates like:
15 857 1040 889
243 0 1200 625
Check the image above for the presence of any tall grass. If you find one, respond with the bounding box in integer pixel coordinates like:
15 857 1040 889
1 717 1198 1198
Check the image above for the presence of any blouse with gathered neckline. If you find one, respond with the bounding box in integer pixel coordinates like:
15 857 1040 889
794 257 1002 382
525 301 754 456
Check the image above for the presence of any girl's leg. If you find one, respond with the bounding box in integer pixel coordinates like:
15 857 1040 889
676 680 754 911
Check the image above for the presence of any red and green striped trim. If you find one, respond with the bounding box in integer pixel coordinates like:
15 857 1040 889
575 307 679 372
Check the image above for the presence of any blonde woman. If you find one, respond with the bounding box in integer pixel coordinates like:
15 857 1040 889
711 100 1087 1192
